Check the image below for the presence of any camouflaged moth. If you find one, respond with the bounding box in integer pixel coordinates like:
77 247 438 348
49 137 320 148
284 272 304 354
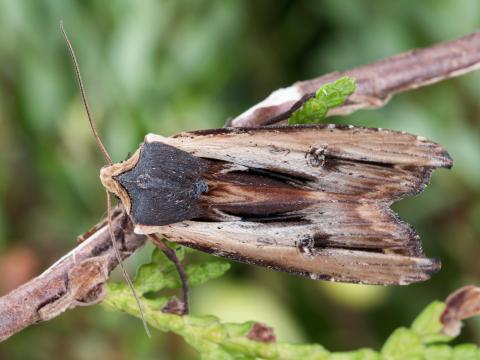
58 21 454 328
100 124 452 286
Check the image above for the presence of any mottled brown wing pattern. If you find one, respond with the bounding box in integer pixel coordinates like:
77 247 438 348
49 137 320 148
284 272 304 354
117 124 452 285
138 220 439 285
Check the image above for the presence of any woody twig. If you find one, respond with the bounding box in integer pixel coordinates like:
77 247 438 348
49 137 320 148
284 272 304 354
231 31 480 127
0 207 147 342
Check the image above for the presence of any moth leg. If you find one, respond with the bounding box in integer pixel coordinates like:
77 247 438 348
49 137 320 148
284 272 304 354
149 234 189 315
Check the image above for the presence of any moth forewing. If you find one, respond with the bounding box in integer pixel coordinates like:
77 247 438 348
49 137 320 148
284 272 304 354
137 221 440 285
101 124 452 285
161 125 451 168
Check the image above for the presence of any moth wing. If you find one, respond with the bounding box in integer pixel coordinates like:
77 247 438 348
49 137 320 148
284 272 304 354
161 124 452 168
151 124 452 201
136 219 439 285
138 125 451 284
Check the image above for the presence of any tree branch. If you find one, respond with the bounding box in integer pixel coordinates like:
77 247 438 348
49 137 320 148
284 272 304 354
230 31 480 127
0 207 147 342
441 285 480 337
1 31 480 342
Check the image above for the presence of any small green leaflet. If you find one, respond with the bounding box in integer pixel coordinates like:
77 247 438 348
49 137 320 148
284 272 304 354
102 247 480 359
288 76 356 125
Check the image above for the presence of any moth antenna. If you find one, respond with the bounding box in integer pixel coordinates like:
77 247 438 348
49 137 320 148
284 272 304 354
107 191 151 337
61 21 150 336
60 21 113 166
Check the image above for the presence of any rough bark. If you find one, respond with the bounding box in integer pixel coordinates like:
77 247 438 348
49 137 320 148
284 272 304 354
0 208 147 342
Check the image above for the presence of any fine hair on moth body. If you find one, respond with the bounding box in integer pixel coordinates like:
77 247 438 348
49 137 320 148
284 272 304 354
60 23 453 332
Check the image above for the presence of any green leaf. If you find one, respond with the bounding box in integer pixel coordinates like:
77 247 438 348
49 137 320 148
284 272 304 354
103 246 480 359
381 328 423 359
425 345 453 360
288 76 356 125
453 344 479 359
133 245 186 294
187 261 231 286
411 301 453 344
134 246 230 293
411 301 445 337
329 348 380 360
134 263 168 294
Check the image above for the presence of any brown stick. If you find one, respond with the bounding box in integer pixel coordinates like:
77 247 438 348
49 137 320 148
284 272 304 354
0 207 147 342
230 31 480 128
1 31 480 343
441 285 480 337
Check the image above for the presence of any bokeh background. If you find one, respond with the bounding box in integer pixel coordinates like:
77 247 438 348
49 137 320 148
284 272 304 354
0 1 479 359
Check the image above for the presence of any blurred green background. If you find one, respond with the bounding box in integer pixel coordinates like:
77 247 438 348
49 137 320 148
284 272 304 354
0 1 479 359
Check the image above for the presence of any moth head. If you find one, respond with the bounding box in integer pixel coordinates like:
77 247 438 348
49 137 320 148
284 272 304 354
100 148 141 214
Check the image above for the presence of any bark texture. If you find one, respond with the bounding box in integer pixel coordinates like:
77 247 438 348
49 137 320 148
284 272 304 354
0 208 146 342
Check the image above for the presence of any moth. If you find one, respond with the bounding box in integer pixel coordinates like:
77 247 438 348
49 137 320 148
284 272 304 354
59 24 452 320
100 125 452 286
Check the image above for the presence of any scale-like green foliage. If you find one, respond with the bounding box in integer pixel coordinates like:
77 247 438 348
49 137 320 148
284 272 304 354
288 77 356 125
102 249 479 359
